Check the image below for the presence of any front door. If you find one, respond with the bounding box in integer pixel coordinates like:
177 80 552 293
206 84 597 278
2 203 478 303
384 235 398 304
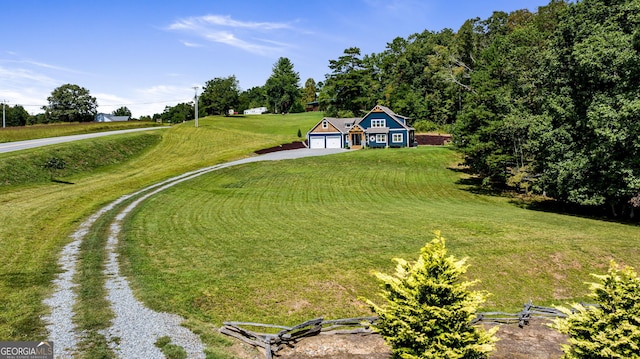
349 126 365 149
352 134 362 146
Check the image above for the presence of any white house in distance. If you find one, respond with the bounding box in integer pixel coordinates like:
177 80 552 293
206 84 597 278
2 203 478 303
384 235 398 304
94 113 130 122
243 107 268 115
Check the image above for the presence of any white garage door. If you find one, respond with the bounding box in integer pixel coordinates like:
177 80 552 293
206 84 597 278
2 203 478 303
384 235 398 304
310 137 326 149
326 136 342 149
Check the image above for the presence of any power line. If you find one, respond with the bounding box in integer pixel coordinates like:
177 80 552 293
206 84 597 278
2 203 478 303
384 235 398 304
16 99 191 108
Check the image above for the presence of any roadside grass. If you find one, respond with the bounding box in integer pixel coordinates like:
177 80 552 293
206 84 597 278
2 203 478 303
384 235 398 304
0 132 162 189
121 146 640 335
0 121 163 143
0 112 323 341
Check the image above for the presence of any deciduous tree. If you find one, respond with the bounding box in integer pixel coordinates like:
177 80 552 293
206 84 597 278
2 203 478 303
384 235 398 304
302 78 317 105
4 105 29 127
112 106 132 117
200 76 240 116
44 84 98 123
159 103 193 124
534 0 640 216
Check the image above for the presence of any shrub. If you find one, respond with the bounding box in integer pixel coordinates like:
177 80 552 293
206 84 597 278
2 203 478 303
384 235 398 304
413 120 439 133
364 232 497 359
43 157 66 180
289 101 305 113
552 261 640 359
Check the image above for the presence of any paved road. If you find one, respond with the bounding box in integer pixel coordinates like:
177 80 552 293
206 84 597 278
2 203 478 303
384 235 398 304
0 127 168 154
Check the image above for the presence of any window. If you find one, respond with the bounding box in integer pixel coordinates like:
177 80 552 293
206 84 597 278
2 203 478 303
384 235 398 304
345 123 351 129
392 133 403 143
322 120 328 129
376 134 387 143
371 119 385 128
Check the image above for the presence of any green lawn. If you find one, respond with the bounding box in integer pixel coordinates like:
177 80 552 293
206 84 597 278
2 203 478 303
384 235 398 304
0 112 322 341
121 146 640 332
2 111 638 357
0 121 163 143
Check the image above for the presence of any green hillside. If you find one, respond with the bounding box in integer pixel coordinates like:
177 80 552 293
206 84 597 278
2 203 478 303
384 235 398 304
122 146 640 327
1 111 638 358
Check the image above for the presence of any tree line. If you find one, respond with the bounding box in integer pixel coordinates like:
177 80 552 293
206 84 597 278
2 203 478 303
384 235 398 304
315 0 639 218
2 83 132 125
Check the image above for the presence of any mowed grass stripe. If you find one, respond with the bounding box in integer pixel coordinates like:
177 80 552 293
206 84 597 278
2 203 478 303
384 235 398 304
0 112 323 340
120 146 640 332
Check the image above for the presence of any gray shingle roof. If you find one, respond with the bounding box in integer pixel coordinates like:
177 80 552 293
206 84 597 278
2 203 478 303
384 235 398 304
324 117 359 133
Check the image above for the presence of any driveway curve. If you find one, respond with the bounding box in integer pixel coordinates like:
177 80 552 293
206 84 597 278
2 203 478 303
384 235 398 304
42 148 347 358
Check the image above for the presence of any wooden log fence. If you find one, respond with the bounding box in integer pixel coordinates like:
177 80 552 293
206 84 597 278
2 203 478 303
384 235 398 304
219 301 596 358
219 317 377 359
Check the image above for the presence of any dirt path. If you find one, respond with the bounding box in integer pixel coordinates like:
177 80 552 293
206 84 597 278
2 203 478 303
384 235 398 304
272 319 567 359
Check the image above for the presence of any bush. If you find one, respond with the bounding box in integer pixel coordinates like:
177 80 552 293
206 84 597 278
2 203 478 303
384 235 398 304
552 261 640 359
413 120 438 133
289 101 305 113
364 232 497 359
43 157 66 180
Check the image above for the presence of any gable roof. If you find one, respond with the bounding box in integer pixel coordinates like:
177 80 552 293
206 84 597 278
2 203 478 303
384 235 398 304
358 105 414 131
308 117 359 134
325 117 359 133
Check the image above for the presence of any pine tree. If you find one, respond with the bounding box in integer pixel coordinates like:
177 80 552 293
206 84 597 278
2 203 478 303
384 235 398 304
365 232 497 359
553 261 640 359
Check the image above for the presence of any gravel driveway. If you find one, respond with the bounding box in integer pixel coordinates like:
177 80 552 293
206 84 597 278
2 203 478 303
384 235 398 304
42 148 347 358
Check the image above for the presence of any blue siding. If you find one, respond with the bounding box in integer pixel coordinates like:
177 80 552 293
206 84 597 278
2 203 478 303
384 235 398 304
360 112 409 148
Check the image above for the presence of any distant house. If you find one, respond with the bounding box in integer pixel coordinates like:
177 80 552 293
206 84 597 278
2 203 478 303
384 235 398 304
95 113 130 122
307 105 415 149
305 101 319 112
243 107 268 115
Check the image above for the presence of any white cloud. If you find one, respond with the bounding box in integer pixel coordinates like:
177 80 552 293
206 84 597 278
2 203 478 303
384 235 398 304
0 65 57 87
0 63 58 113
169 14 291 32
167 14 295 56
180 40 203 48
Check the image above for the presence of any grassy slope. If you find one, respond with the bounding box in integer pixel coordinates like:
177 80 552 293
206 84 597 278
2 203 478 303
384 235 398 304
0 121 163 143
121 146 640 332
0 112 322 340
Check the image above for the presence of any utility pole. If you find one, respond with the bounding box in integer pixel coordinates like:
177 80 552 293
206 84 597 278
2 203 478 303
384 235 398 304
193 87 199 128
2 100 6 129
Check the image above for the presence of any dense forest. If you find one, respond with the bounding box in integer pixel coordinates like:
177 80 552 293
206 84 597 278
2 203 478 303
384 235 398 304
317 0 639 219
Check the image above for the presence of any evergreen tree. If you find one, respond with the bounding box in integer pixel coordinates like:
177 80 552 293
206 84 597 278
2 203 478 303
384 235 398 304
365 232 497 359
553 261 640 359
264 57 301 113
324 47 370 116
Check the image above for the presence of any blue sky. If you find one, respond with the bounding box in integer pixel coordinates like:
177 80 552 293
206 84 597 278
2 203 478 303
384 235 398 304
1 0 550 117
